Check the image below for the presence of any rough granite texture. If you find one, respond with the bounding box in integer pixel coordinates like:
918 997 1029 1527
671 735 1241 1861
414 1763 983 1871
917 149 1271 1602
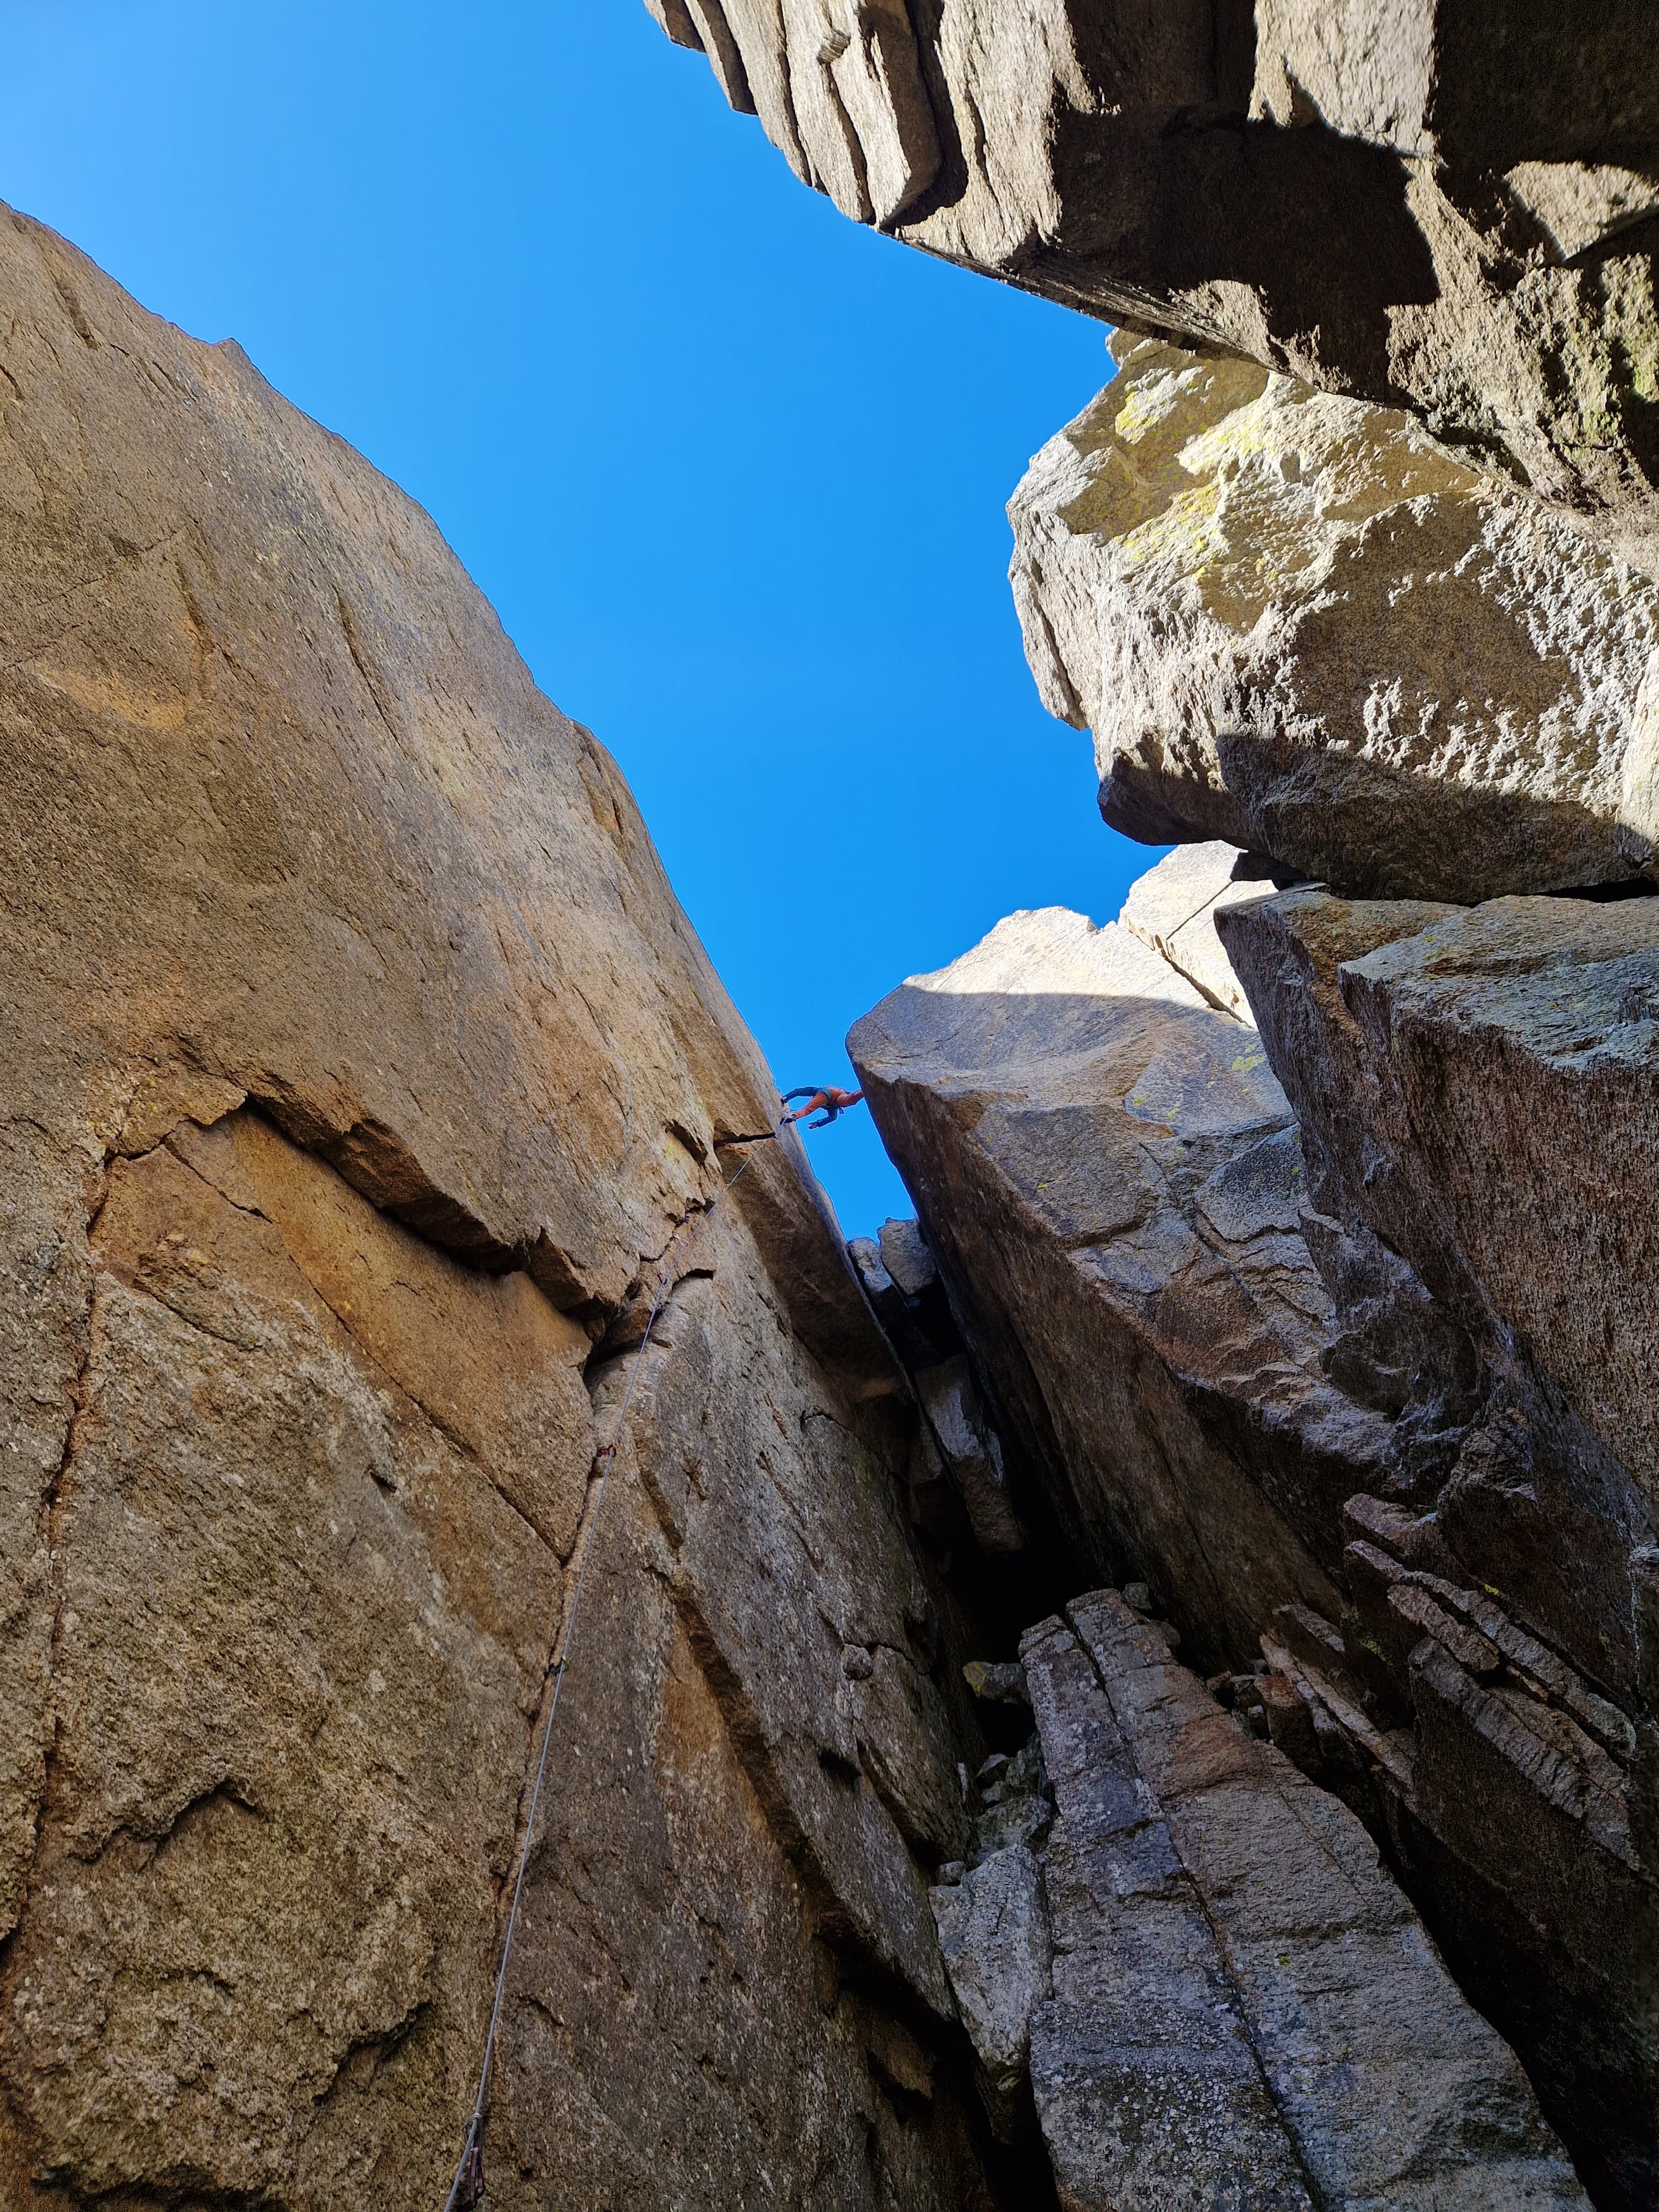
1204 885 1659 2208
0 203 1000 2208
1011 337 1659 900
645 0 1659 566
1021 1593 1588 2210
855 864 1659 2205
640 4 1659 2194
1117 841 1268 1021
849 902 1395 1674
929 1589 1587 2208
1220 889 1659 1513
15 10 1659 2196
1021 1609 1317 2211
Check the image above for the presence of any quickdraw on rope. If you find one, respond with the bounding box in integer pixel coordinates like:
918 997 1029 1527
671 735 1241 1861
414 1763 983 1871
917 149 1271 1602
444 1106 808 2209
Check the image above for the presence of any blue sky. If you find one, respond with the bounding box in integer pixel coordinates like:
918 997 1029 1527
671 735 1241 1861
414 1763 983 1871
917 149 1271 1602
0 0 1151 1234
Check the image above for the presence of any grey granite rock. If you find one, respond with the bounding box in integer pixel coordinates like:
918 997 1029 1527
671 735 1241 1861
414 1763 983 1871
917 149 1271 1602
962 1659 1029 1708
850 904 1394 1669
1218 886 1659 1562
1011 339 1659 901
915 1354 1026 1553
1219 882 1659 2209
1022 1594 1589 2210
879 1215 939 1298
855 864 1656 2201
1022 1611 1316 2211
1117 841 1271 1019
930 1845 1051 2138
645 0 1659 566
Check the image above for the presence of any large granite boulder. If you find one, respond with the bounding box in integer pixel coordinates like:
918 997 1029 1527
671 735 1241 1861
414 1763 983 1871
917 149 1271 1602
644 0 1659 564
0 206 994 2206
1217 887 1659 1681
1011 337 1659 902
1211 883 1659 2212
847 880 1397 1674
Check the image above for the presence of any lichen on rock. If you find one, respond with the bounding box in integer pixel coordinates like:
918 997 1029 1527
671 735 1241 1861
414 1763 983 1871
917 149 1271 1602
1010 337 1659 901
645 0 1659 564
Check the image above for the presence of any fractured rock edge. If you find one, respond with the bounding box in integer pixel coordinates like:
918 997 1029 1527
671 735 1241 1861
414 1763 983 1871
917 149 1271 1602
854 852 1659 2206
1019 1592 1587 2211
645 0 1659 565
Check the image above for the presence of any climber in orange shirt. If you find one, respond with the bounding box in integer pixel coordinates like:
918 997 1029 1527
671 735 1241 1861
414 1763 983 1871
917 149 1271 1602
780 1083 865 1130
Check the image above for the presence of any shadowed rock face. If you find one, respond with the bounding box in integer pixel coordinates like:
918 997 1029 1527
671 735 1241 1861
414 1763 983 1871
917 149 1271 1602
0 204 1000 2206
925 1585 1588 2206
851 859 1659 2205
1018 1593 1588 2212
14 11 1657 2190
1213 885 1659 2212
644 0 1659 565
848 895 1397 1673
645 4 1659 2193
1011 338 1659 901
1220 889 1659 1519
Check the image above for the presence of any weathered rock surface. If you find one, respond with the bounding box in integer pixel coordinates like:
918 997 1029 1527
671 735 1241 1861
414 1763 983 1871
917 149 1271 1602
932 1588 1587 2206
854 858 1659 2202
1119 840 1282 1019
646 0 1659 563
930 1844 1050 2135
1261 893 1659 1493
849 1215 960 1374
1218 887 1659 1658
879 1214 938 1300
849 898 1396 1673
1204 883 1659 2209
1040 1594 1588 2208
1021 1610 1317 2211
648 6 1659 2194
0 205 1000 2205
1011 337 1659 901
914 1355 1026 1555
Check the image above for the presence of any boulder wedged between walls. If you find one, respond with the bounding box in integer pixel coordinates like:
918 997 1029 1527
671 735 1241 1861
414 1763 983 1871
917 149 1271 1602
1009 337 1659 905
849 858 1399 1675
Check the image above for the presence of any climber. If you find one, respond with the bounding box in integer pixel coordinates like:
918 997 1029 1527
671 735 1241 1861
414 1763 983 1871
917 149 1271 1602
780 1083 865 1130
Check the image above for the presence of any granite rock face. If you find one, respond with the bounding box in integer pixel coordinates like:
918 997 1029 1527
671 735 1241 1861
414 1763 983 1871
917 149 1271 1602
852 856 1659 2203
931 1587 1587 2208
1220 889 1659 1516
1115 840 1270 1020
645 0 1659 564
848 894 1396 1673
930 1844 1050 2134
645 4 1659 2195
21 6 1659 2195
914 1357 1026 1555
1211 884 1659 2210
0 206 999 2206
1011 337 1659 901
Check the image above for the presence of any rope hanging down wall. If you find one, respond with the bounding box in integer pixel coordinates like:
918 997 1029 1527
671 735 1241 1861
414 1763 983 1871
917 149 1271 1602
443 1112 790 2210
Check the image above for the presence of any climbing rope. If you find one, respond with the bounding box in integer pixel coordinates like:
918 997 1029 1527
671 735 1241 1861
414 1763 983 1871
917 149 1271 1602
443 1113 787 2210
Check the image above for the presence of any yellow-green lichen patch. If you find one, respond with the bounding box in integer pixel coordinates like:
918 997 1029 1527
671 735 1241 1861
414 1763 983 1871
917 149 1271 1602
1605 253 1659 408
1058 353 1270 542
